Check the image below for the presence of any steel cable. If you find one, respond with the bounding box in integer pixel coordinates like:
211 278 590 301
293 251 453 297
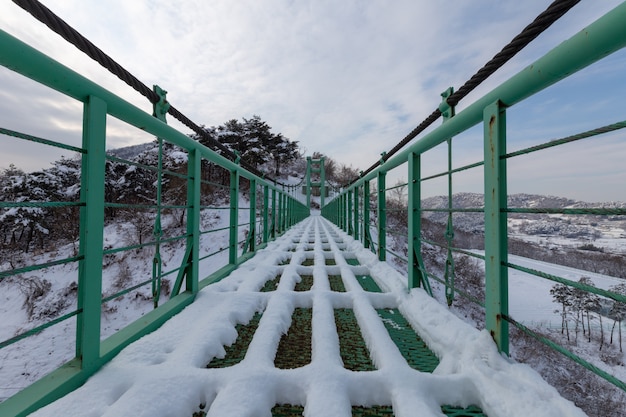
358 0 580 182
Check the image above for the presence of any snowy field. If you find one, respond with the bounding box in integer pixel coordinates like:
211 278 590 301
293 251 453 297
29 216 585 417
465 252 626 327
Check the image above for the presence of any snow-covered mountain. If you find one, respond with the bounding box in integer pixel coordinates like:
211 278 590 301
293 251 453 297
422 192 626 243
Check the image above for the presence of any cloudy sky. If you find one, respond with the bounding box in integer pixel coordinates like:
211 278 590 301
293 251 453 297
1 0 625 201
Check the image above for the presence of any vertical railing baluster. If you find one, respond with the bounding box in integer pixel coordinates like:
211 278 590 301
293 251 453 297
354 186 360 241
484 100 509 355
263 184 269 244
271 187 277 239
408 151 432 295
229 170 239 264
76 95 107 372
377 171 386 262
186 150 200 293
363 180 370 249
249 178 256 253
347 189 353 236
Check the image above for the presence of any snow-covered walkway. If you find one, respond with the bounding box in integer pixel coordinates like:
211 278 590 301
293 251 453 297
31 216 585 417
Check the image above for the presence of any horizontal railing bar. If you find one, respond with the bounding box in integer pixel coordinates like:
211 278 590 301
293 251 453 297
426 271 485 307
199 179 229 188
0 255 83 280
504 261 626 303
160 265 184 279
0 309 80 350
504 119 626 159
422 160 485 182
0 201 83 208
453 248 486 261
200 225 231 235
106 155 189 180
384 182 409 192
101 278 152 303
505 207 626 215
421 208 484 213
199 246 228 261
385 208 408 213
102 234 189 255
104 202 190 210
505 315 626 392
385 248 408 262
0 127 85 153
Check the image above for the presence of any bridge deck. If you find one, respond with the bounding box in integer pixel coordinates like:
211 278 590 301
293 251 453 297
30 216 584 417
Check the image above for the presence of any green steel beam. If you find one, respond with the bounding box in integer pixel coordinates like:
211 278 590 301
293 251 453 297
76 94 107 373
483 100 509 355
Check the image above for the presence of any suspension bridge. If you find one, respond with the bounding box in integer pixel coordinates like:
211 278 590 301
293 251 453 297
1 1 626 416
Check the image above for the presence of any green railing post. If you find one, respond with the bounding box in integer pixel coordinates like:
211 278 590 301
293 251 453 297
249 179 257 252
484 100 509 355
363 180 371 249
347 189 354 236
276 188 282 235
306 156 312 208
151 85 169 308
263 184 269 244
229 170 239 264
279 191 285 234
285 194 291 229
76 95 107 372
185 150 201 293
377 171 386 262
342 193 348 232
271 187 277 238
408 152 433 295
320 156 326 208
354 186 360 241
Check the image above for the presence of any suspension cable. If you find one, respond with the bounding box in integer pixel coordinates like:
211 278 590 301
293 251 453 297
11 0 287 185
358 0 581 182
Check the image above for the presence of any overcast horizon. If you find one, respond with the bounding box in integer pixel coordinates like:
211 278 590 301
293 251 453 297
1 0 625 202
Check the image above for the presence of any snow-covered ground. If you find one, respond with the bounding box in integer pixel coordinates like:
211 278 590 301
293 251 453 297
0 200 239 402
463 252 626 327
29 215 585 417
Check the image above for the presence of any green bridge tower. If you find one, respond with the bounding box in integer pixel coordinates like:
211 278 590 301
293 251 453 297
305 156 326 208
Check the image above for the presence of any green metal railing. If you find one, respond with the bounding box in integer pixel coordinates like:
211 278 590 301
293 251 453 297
0 27 308 416
322 2 626 393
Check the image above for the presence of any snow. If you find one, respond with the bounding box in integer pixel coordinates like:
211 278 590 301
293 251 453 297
507 254 624 325
29 215 585 417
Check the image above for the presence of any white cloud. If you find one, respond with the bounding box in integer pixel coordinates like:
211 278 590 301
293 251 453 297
1 0 624 200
